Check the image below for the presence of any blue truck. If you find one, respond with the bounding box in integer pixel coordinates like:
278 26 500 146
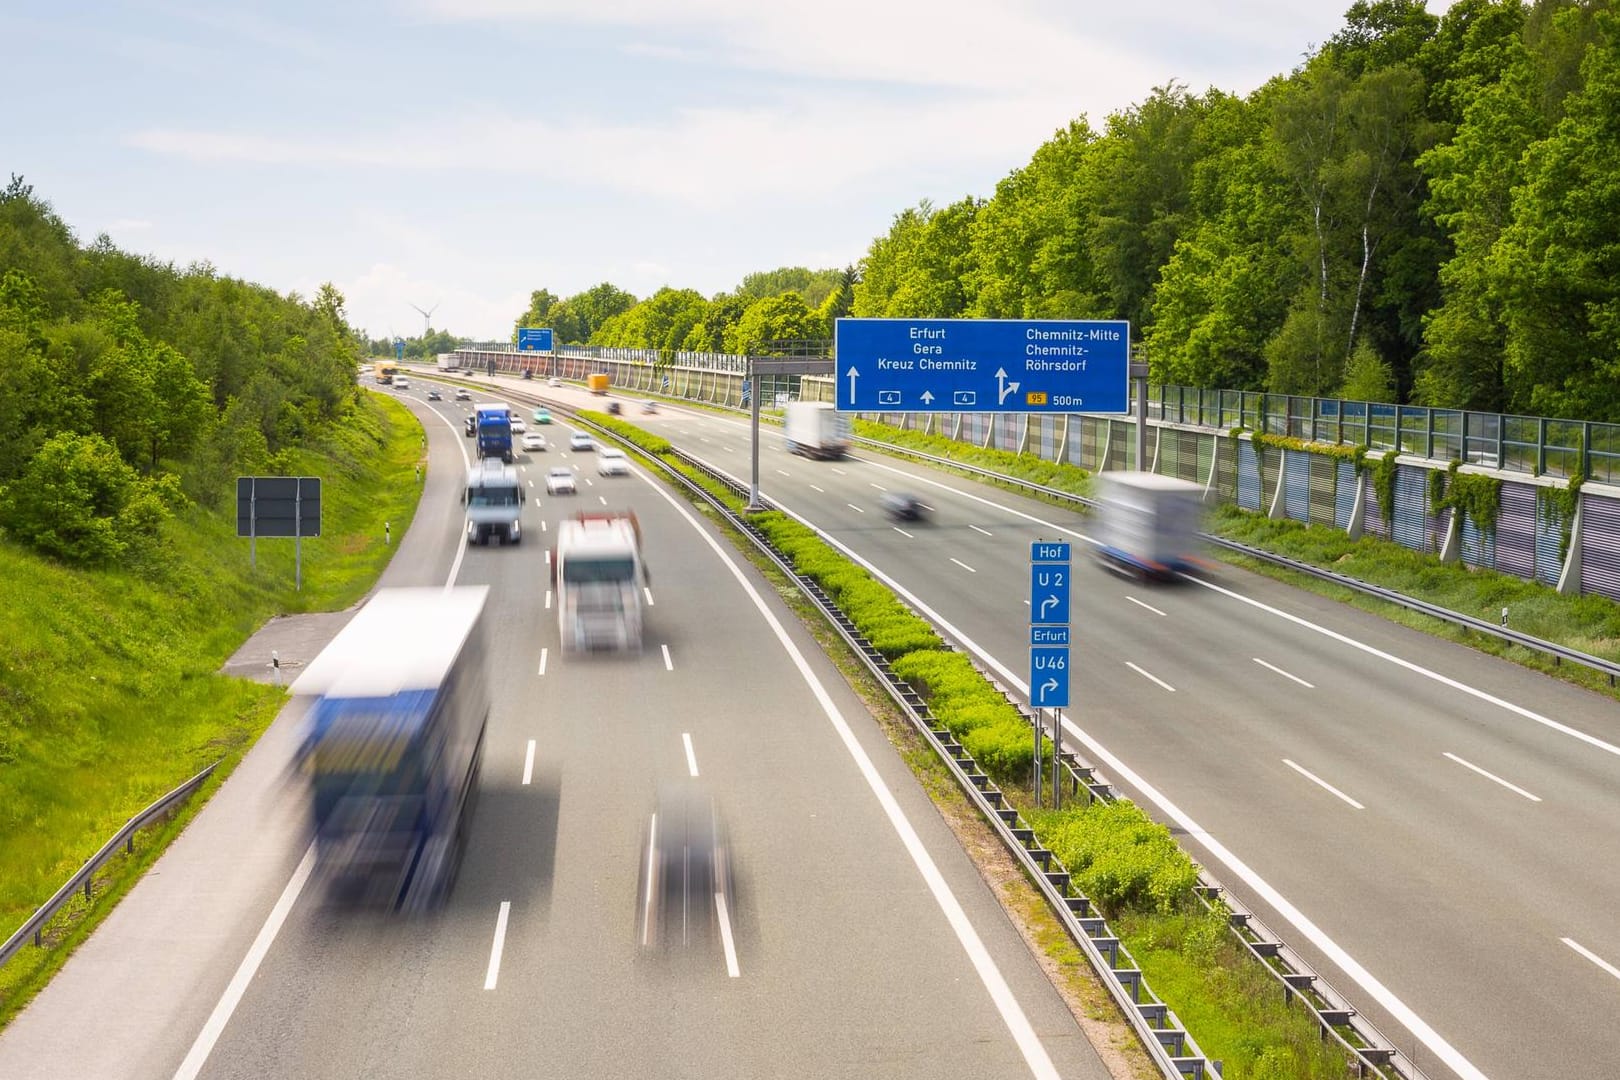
476 402 514 463
291 587 490 911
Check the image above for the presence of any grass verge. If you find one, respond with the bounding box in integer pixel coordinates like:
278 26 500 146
0 391 425 1027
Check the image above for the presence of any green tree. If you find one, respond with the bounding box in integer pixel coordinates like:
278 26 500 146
0 431 174 564
723 294 825 354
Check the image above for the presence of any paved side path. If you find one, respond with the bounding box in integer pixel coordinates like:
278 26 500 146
217 609 362 686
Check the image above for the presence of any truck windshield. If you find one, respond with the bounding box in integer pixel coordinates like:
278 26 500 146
467 486 519 507
562 556 636 584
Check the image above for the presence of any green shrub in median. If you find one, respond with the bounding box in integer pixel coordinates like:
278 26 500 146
1029 800 1200 917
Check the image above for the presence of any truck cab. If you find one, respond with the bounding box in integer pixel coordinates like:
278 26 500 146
463 459 524 545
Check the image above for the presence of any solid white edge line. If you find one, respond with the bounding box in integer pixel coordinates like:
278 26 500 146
1443 752 1542 802
661 644 673 671
538 648 548 676
1125 661 1176 692
716 891 741 978
950 557 977 573
523 739 536 785
1254 657 1315 689
1282 758 1366 810
1125 595 1167 617
484 901 511 990
1563 938 1620 982
682 732 699 777
635 472 1060 1079
171 845 317 1080
732 486 1488 1080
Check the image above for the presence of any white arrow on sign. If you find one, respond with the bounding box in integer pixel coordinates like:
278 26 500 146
996 367 1021 405
846 366 859 401
1040 677 1059 697
920 390 934 405
1039 595 1060 619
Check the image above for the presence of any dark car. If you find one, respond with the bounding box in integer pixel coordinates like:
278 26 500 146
522 369 533 380
880 492 929 522
606 401 622 416
427 388 442 401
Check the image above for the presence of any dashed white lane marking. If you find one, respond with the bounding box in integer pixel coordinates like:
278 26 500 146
483 902 511 990
969 524 993 536
522 740 536 785
950 558 976 573
661 644 673 671
1254 657 1314 688
1125 661 1175 692
893 526 914 538
1283 758 1365 810
716 891 741 978
682 732 699 777
1444 752 1542 802
538 648 549 676
1563 938 1620 982
1126 595 1167 617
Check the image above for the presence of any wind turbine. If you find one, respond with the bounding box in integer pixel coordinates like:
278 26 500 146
408 302 439 339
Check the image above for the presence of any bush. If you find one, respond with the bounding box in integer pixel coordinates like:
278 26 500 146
0 432 177 565
1032 799 1200 916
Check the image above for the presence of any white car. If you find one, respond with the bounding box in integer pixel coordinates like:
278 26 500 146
454 388 472 401
548 377 562 387
569 432 594 452
509 417 527 434
521 432 547 452
394 376 410 389
545 467 577 495
597 447 629 476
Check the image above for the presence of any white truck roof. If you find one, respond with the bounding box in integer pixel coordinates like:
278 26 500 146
557 514 639 556
290 586 489 698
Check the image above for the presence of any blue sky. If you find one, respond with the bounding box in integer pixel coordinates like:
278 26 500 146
4 1 1453 342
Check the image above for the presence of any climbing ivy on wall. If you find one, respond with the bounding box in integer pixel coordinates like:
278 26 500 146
1429 461 1502 540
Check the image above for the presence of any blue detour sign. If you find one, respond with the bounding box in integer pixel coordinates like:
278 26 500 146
1029 563 1071 625
835 318 1129 414
1030 647 1070 708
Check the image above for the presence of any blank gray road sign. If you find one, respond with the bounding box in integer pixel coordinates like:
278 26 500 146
236 477 322 538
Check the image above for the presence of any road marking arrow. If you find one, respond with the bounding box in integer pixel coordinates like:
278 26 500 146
996 367 1021 405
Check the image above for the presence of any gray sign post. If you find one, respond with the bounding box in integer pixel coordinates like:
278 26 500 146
236 477 322 590
745 357 834 511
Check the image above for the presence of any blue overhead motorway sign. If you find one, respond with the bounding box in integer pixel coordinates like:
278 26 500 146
517 327 554 352
835 318 1129 414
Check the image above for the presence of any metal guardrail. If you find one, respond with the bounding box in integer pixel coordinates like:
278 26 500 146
0 762 219 970
845 435 1620 685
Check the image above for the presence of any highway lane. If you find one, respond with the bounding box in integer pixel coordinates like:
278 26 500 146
535 385 1620 1080
177 387 1112 1079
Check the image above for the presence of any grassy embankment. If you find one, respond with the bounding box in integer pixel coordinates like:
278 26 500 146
0 391 424 1025
588 409 1363 1079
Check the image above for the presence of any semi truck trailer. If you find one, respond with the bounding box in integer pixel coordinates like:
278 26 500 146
291 587 490 911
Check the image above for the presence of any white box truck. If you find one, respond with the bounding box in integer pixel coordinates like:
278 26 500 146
783 402 850 460
437 353 457 372
1093 471 1205 580
552 511 646 651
